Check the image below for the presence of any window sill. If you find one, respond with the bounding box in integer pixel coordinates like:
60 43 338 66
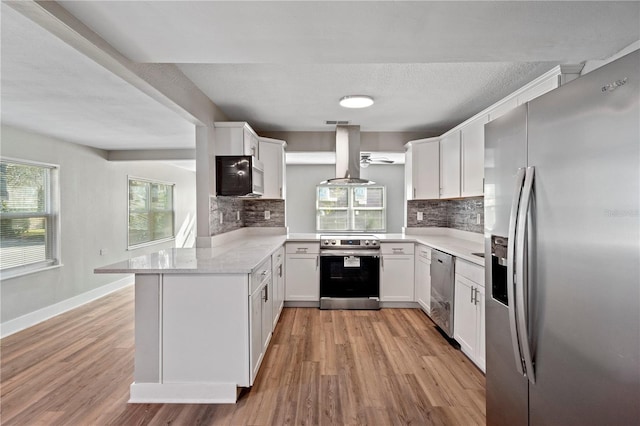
0 263 64 280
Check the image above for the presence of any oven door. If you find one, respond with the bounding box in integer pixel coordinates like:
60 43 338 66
319 254 380 299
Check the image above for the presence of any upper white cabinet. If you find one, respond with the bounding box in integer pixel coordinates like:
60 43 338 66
487 97 518 122
460 114 489 197
410 138 440 200
517 74 559 106
215 122 260 157
258 137 287 199
439 131 461 199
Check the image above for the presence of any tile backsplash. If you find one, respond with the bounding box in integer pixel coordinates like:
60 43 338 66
407 197 484 233
209 196 286 236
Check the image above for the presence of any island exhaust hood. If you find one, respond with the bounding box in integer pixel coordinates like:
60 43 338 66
321 125 375 185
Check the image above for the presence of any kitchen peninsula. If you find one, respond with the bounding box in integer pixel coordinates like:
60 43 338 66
95 227 483 404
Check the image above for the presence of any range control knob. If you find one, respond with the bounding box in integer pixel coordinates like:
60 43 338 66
331 240 337 245
364 240 370 246
323 240 330 245
371 240 378 246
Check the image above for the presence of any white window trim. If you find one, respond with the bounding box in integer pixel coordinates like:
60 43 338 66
127 175 176 250
316 184 387 233
0 157 61 280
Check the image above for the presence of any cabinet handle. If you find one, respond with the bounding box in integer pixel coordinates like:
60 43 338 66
381 256 384 269
470 286 474 304
280 187 283 198
392 247 403 253
278 264 282 277
263 285 269 302
316 256 319 269
413 187 416 199
261 270 268 276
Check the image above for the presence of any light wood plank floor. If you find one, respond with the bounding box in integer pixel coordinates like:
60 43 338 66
1 286 485 425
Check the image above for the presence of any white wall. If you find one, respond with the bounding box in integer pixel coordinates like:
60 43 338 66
0 126 197 324
285 164 405 233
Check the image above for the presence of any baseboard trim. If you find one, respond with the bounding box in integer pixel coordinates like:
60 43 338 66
1 275 134 338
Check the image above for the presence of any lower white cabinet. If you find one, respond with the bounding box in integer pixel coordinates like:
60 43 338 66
285 243 319 302
249 259 272 383
271 247 285 327
381 243 415 302
415 245 431 314
453 259 486 372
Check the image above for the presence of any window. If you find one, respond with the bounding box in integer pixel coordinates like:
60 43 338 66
316 184 386 232
128 177 175 248
0 158 60 277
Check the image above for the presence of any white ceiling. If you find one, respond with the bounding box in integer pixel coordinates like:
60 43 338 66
0 3 195 151
2 1 639 150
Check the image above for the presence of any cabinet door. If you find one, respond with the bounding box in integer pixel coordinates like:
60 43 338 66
461 115 488 197
475 285 486 372
415 256 431 313
439 131 461 199
259 139 285 199
261 282 273 354
250 288 263 384
412 140 440 199
381 255 415 302
453 275 477 358
284 254 319 301
244 128 259 157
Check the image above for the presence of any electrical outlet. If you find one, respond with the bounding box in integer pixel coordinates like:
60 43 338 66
417 212 424 221
219 213 224 224
476 213 481 225
99 248 107 256
236 211 240 221
264 210 271 220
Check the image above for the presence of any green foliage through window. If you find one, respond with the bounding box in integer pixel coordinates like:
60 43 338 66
128 178 175 247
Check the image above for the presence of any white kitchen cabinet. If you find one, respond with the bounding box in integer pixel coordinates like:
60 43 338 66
285 243 319 302
415 244 431 314
453 259 485 372
258 137 287 199
271 246 285 328
460 115 488 197
215 122 260 157
249 258 272 383
411 138 440 200
517 74 559 106
488 97 518 122
380 243 415 302
439 131 461 199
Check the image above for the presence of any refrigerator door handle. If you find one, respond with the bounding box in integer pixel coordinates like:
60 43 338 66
516 166 536 384
507 167 527 376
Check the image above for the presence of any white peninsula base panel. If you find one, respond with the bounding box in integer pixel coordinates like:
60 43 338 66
132 273 251 404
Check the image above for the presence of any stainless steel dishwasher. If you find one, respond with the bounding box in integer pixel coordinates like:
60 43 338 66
430 249 455 337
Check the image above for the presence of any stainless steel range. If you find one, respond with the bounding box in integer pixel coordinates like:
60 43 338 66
319 235 380 310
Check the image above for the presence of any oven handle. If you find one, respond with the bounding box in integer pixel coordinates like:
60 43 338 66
320 251 381 257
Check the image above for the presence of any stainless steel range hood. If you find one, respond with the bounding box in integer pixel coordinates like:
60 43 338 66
322 125 375 185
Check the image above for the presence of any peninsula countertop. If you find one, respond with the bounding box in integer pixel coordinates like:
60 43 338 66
95 228 485 275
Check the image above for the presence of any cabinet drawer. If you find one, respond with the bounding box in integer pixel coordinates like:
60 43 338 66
416 244 431 260
286 242 319 254
381 242 415 255
456 259 484 286
272 246 285 266
251 258 272 293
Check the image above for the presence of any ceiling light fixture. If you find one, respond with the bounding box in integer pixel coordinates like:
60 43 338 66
339 95 374 109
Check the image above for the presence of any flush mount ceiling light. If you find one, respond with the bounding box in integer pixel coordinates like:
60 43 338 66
339 95 374 109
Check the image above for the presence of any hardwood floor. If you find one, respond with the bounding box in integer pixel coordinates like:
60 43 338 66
1 286 485 425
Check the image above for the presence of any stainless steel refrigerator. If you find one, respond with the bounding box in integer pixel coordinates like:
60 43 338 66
484 49 639 426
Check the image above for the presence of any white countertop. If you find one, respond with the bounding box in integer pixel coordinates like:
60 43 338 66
96 228 485 275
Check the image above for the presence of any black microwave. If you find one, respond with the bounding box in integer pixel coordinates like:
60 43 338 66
216 155 264 196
